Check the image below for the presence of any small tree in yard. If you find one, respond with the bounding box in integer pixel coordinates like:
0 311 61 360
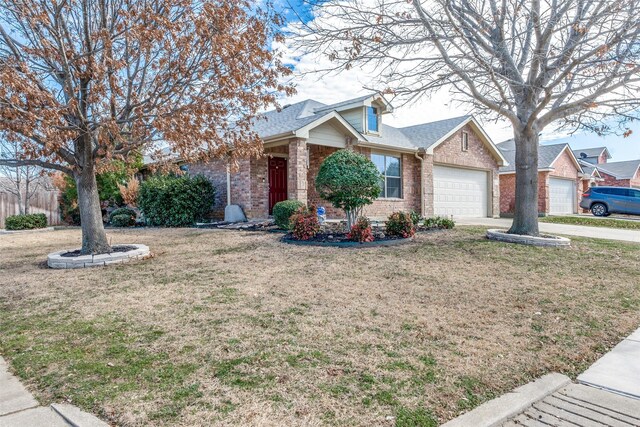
315 150 381 228
0 0 293 254
300 0 640 236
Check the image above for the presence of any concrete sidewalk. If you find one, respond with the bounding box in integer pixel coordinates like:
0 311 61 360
0 356 107 427
442 325 640 426
455 217 640 243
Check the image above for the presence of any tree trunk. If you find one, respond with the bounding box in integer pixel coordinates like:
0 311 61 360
508 130 540 236
75 167 111 254
23 179 29 215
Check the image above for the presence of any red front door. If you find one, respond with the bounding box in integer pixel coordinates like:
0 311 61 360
268 157 287 214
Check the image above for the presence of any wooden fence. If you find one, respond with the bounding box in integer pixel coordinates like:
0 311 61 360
0 189 62 228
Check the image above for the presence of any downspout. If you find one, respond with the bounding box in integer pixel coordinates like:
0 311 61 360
414 149 426 218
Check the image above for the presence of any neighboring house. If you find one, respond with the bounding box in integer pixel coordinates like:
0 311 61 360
497 140 586 216
572 147 611 165
572 146 640 189
189 93 508 220
596 160 640 189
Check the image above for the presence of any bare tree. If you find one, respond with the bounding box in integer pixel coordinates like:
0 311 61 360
0 0 293 254
0 136 46 215
298 0 640 235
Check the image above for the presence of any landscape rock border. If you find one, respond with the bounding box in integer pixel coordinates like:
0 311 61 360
0 226 55 235
487 229 571 247
47 244 151 269
281 236 412 248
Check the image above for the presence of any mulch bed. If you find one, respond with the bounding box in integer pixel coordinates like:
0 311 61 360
60 245 139 257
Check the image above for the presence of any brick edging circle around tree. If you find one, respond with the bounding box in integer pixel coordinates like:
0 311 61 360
47 244 151 269
486 229 571 247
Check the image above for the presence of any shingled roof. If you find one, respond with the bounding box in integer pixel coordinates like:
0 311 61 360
572 147 611 161
497 141 578 173
597 160 640 179
254 97 479 151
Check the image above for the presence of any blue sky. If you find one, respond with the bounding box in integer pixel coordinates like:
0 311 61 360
278 1 640 162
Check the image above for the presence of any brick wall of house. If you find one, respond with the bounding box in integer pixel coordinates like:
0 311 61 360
189 159 229 219
599 171 631 188
306 145 421 220
189 144 290 220
499 172 549 215
499 174 516 214
307 144 342 218
432 124 501 217
499 148 582 216
356 147 421 219
538 171 550 213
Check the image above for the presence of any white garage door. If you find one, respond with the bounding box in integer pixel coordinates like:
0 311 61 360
549 178 575 215
433 165 488 217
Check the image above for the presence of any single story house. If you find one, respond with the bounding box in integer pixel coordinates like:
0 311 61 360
596 160 640 188
572 146 640 189
497 141 587 216
189 93 508 220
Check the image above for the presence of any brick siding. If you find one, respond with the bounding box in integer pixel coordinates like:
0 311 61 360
598 170 640 188
499 148 580 215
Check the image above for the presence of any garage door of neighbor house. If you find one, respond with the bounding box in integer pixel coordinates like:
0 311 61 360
549 178 576 215
433 165 488 217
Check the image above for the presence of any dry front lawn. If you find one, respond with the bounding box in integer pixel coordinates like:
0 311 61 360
1 227 639 426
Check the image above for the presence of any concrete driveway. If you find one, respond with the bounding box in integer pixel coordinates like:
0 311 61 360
456 217 640 243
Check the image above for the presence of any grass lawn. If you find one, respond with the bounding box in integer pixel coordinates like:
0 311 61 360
1 227 639 426
540 215 640 230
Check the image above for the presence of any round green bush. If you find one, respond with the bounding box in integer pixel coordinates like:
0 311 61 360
109 207 136 224
315 149 381 228
5 213 48 230
138 174 215 227
111 214 135 227
273 200 304 229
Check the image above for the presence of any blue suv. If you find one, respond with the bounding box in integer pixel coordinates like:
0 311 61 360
580 186 640 216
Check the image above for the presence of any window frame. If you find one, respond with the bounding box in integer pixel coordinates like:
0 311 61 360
371 152 402 199
366 106 379 134
461 131 469 151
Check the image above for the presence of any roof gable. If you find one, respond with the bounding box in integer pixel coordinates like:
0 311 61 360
313 93 393 115
572 146 611 161
497 142 580 174
596 160 640 179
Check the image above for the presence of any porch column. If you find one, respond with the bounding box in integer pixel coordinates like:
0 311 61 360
288 138 308 204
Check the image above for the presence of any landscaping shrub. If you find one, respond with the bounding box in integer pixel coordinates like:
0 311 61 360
273 200 304 229
347 216 374 243
385 211 416 238
110 214 135 227
409 210 422 226
5 213 47 230
315 150 381 229
138 174 215 226
290 206 320 240
423 216 455 230
109 207 137 226
117 177 140 207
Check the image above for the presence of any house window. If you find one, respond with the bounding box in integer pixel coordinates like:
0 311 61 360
461 131 469 151
372 153 401 198
367 106 379 133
